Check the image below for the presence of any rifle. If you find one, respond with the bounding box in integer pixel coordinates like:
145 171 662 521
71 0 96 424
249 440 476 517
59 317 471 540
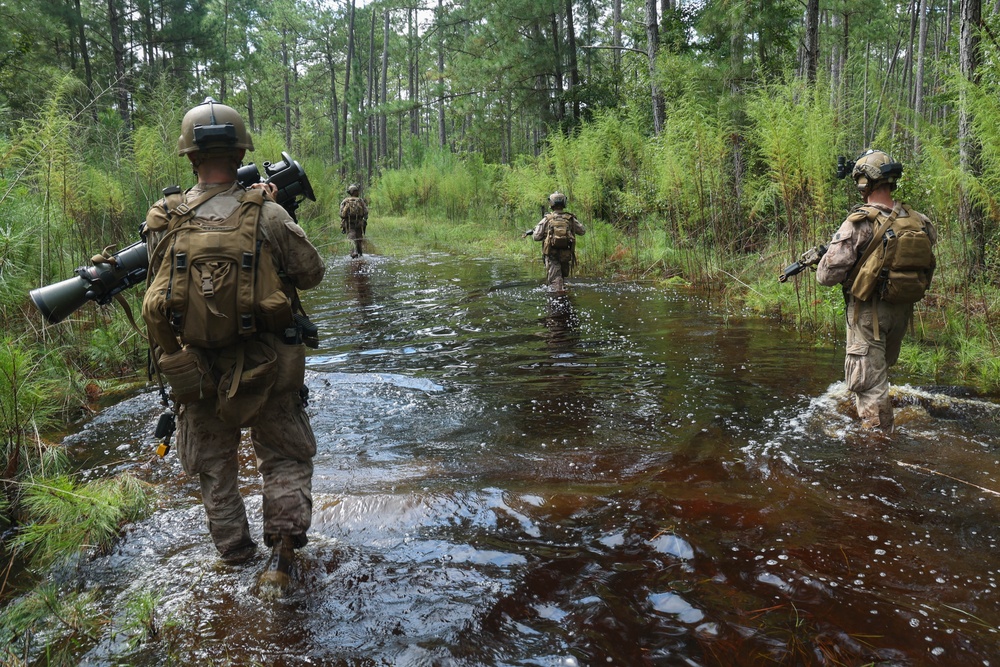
778 245 827 283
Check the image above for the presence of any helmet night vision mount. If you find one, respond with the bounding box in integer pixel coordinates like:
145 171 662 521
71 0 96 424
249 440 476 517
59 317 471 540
836 150 903 184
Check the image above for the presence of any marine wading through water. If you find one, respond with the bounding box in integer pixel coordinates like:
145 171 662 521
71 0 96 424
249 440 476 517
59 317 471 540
780 149 936 433
524 191 586 294
30 98 324 596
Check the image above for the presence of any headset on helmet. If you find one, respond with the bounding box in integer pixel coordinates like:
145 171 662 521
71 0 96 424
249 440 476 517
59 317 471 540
851 149 902 195
177 97 254 157
548 192 567 209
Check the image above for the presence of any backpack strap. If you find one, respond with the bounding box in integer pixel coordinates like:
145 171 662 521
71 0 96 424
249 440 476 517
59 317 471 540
164 184 231 231
235 189 265 336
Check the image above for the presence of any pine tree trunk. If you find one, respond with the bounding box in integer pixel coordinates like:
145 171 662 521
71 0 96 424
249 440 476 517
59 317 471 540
409 8 419 138
381 9 390 161
613 0 621 100
550 14 565 122
327 47 340 162
282 26 292 149
805 0 819 83
645 0 663 134
437 0 446 148
367 11 376 180
343 0 356 167
959 0 986 279
247 85 255 131
902 0 917 105
220 0 229 100
914 0 930 153
107 0 130 128
73 0 93 91
565 0 580 121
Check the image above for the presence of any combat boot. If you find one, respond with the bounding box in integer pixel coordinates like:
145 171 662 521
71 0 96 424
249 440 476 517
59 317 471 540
258 535 297 593
220 540 258 565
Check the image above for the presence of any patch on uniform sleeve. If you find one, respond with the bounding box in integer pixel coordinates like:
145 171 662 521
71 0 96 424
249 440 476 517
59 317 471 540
845 209 872 225
827 219 856 245
283 220 308 238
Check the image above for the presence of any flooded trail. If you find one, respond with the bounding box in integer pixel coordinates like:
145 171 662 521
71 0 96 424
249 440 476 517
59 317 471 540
53 253 1000 665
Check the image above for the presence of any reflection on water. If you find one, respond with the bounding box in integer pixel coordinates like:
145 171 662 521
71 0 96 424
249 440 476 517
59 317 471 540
30 254 1000 664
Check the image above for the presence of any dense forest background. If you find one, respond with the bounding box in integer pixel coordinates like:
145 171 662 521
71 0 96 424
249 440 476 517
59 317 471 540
4 0 1000 556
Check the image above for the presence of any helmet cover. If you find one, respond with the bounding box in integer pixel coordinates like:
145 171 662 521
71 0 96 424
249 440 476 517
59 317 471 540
851 149 902 194
178 97 254 156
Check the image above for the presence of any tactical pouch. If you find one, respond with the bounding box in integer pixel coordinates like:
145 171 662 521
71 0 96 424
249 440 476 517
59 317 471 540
880 270 929 304
849 235 890 302
262 332 306 393
879 230 935 304
158 347 216 404
216 339 277 428
256 288 294 333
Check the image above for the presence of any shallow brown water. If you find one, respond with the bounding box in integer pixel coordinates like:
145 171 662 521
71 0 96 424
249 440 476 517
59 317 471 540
44 253 1000 665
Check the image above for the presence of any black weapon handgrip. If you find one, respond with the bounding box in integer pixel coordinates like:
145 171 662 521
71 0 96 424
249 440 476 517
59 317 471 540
778 262 802 282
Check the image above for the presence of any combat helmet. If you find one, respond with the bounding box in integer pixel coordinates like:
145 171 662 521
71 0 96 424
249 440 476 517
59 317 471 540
851 149 902 197
177 97 254 157
548 192 567 209
347 184 360 196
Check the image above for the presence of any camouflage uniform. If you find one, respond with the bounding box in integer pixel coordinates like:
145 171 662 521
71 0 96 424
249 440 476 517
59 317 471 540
531 211 586 292
146 182 325 560
339 196 369 258
816 202 936 431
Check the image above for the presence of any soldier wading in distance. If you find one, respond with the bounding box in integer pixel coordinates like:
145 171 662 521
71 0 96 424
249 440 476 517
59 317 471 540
526 191 586 293
141 98 326 594
340 183 369 258
816 149 937 434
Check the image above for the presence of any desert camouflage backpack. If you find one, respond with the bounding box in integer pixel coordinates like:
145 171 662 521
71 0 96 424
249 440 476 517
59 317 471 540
543 212 575 254
142 188 293 354
341 196 366 221
848 203 935 304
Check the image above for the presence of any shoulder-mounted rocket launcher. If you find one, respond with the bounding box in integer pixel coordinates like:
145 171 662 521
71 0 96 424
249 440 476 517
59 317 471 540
29 152 314 325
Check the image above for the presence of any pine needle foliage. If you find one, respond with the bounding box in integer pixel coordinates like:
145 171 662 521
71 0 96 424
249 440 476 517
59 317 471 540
0 583 170 666
12 473 154 571
0 338 65 486
0 583 105 667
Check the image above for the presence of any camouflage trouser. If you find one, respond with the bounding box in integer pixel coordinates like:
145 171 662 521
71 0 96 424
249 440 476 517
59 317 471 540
544 253 572 291
346 220 365 256
844 295 913 432
176 379 316 558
